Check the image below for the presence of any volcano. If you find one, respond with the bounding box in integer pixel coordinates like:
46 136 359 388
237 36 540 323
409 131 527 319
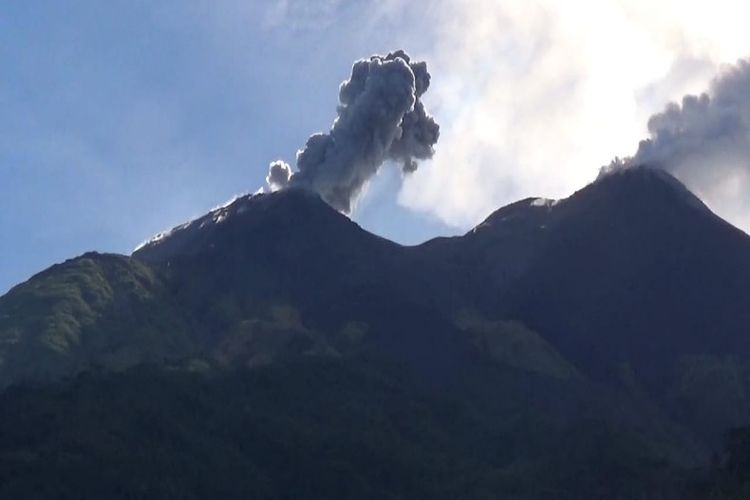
2 167 750 497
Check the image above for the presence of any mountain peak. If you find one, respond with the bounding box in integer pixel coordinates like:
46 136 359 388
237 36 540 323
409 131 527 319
473 197 558 233
133 188 349 264
590 164 709 212
472 166 707 237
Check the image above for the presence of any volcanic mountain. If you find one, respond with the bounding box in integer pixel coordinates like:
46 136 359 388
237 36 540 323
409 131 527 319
424 167 750 377
2 166 750 497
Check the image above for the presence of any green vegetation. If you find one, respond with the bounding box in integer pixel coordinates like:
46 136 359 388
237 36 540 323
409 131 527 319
455 311 579 380
214 305 339 367
0 253 193 385
0 252 738 499
0 360 695 500
4 171 750 498
669 355 750 443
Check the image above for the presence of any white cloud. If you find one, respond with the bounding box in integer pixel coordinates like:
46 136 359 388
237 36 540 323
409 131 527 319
393 0 750 228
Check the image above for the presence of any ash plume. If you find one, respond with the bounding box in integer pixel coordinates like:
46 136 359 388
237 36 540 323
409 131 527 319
605 59 750 226
266 50 439 213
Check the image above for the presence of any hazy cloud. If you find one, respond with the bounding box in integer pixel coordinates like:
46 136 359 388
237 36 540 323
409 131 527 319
393 0 750 229
265 160 292 191
608 59 750 230
261 0 346 31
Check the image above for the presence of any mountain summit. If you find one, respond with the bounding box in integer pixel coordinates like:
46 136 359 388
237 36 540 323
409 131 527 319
133 188 372 264
501 166 750 378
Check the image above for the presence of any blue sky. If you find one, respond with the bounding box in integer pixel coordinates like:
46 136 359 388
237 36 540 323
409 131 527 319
4 1 750 294
0 1 455 293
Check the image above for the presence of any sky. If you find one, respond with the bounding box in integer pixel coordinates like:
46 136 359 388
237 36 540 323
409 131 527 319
2 0 750 294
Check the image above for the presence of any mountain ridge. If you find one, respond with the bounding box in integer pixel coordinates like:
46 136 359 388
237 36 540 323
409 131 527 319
5 166 749 390
3 166 750 482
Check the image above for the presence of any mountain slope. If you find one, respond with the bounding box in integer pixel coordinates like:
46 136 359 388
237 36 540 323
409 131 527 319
2 166 750 496
5 167 750 417
433 166 750 443
133 188 466 319
133 188 479 383
0 360 695 500
504 167 750 380
419 167 750 377
0 253 193 384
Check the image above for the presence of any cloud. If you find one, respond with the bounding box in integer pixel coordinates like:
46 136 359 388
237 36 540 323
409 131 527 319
265 160 292 191
391 0 750 229
261 0 346 31
608 59 750 230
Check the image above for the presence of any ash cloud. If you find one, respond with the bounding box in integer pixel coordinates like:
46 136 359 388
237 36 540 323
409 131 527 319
266 50 439 213
605 59 750 227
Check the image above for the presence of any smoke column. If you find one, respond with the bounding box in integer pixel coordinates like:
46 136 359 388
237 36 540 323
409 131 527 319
266 50 439 213
606 59 750 228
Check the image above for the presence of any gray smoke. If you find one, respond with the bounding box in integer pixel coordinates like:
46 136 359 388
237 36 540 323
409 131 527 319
266 50 439 212
605 59 750 228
